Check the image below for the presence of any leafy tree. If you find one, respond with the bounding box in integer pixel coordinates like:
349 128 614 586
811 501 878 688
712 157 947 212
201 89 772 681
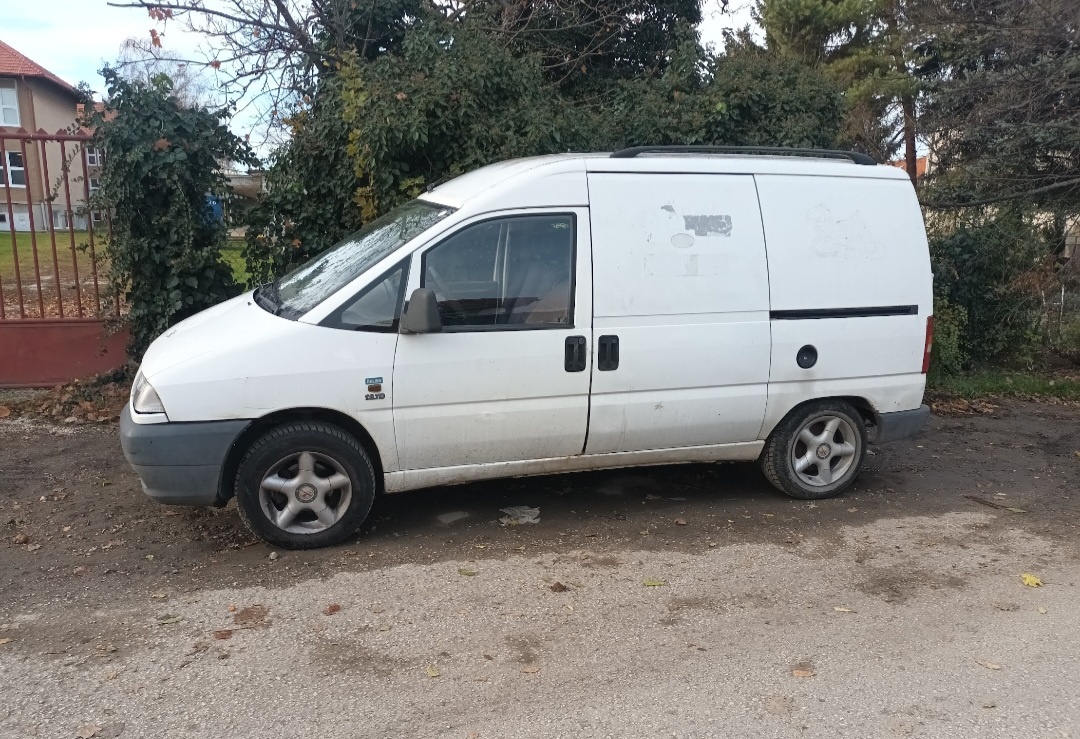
916 0 1080 211
746 0 923 173
338 16 843 217
87 68 256 358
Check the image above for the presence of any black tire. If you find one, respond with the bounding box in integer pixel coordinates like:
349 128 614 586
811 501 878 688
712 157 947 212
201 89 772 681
234 422 376 549
759 400 868 500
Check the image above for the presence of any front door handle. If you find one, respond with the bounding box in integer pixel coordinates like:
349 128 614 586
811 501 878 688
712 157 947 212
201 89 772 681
565 336 586 372
598 335 619 371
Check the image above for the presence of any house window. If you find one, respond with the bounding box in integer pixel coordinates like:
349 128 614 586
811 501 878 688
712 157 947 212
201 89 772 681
91 211 105 224
3 150 26 187
88 177 101 194
0 81 19 126
85 147 104 167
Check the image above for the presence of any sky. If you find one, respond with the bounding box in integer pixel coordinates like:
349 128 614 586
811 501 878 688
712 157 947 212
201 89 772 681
2 0 756 147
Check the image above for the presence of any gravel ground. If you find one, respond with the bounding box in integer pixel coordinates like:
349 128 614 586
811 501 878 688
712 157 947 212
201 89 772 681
2 400 1079 738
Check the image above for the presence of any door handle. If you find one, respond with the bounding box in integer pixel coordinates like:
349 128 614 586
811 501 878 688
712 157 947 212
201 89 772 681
598 335 619 371
564 336 586 372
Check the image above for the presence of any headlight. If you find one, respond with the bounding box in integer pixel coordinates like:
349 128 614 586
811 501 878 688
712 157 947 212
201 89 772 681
132 372 167 415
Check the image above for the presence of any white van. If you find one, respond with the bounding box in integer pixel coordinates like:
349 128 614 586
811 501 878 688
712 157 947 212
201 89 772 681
120 147 933 548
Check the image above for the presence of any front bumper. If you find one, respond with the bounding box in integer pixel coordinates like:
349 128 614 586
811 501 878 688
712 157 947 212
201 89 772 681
872 404 931 444
119 404 250 506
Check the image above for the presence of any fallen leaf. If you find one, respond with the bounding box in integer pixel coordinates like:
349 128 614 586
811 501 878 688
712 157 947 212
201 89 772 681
642 578 666 587
975 659 1002 670
324 604 342 615
847 507 859 512
833 606 856 613
104 668 119 680
144 554 154 561
674 518 687 525
0 638 13 645
466 732 480 739
157 614 182 625
483 654 494 661
212 629 233 640
1038 606 1048 614
458 568 478 577
0 406 11 418
153 137 170 151
233 605 269 628
791 662 815 678
75 725 101 739
521 665 540 674
151 591 167 599
13 532 30 545
227 605 237 612
549 582 568 593
424 665 441 678
27 544 41 552
1021 573 1043 587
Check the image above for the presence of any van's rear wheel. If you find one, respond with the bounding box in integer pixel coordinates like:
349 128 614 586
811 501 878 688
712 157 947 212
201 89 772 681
234 422 376 549
760 400 867 500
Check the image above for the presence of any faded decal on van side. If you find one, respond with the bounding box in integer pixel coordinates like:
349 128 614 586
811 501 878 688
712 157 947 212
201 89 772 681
683 215 733 237
807 204 885 260
644 253 725 277
670 232 695 249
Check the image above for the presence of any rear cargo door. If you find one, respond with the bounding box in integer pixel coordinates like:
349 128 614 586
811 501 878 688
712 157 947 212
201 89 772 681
584 173 771 454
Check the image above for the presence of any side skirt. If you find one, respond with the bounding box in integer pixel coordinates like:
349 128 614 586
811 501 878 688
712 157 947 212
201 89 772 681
383 441 765 493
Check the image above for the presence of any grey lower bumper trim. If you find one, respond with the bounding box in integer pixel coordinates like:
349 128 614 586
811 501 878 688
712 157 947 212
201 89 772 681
873 404 930 444
120 405 250 506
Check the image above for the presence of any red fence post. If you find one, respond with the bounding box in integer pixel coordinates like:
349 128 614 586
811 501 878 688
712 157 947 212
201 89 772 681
0 137 26 318
38 137 65 318
18 138 46 318
58 140 85 318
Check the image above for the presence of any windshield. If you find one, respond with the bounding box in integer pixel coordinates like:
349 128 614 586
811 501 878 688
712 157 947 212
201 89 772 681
268 200 453 320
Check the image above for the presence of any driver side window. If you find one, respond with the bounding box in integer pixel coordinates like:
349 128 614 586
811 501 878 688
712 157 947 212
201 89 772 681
421 214 575 330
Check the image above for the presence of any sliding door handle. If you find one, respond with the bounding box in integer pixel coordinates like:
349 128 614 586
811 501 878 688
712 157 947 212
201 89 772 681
598 335 619 371
564 336 586 372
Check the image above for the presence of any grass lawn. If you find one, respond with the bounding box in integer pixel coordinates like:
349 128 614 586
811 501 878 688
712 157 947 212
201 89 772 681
0 230 100 285
222 238 249 285
2 232 250 288
928 369 1080 401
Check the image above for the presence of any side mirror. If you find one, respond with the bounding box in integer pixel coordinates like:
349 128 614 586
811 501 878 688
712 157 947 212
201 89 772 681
401 288 442 334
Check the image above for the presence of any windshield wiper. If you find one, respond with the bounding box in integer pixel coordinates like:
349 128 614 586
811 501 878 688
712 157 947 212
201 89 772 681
253 282 281 315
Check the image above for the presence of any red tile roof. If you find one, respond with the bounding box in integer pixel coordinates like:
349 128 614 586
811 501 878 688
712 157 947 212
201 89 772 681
888 156 929 179
0 39 79 95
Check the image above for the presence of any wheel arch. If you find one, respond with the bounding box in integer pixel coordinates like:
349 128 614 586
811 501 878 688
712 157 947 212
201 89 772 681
761 395 878 441
217 407 385 504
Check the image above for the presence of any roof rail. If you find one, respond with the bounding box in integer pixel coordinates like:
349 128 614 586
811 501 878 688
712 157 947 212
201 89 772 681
609 145 877 166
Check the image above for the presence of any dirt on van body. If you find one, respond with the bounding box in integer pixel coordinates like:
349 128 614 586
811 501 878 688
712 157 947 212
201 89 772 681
2 399 1080 738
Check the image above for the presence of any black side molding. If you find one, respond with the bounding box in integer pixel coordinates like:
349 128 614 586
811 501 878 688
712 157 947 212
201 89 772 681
771 305 918 320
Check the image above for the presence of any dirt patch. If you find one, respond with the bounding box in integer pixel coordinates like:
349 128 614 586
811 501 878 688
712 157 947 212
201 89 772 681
2 399 1080 618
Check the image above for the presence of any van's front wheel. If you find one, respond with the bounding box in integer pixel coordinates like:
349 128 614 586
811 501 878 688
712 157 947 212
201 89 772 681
234 422 376 549
760 400 867 500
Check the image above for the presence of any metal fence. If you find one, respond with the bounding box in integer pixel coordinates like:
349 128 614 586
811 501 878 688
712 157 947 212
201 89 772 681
0 128 114 320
